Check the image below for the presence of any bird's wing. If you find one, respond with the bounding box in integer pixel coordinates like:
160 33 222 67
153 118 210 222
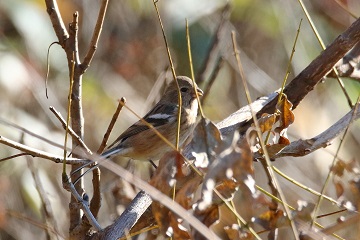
106 103 178 149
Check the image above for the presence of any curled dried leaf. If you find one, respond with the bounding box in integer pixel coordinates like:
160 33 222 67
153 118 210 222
275 94 294 133
257 113 277 133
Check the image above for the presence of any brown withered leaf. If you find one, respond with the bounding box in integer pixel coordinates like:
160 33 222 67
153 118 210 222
152 203 170 236
275 94 294 133
175 175 203 209
252 209 288 230
257 113 277 133
150 151 186 194
198 131 254 210
224 224 254 240
349 177 360 210
330 160 347 177
189 117 222 169
344 158 358 173
264 144 288 158
169 215 191 239
278 134 290 145
334 180 344 198
193 204 219 240
212 179 239 204
150 151 186 235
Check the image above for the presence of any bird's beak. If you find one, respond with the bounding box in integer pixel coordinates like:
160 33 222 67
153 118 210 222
195 87 203 97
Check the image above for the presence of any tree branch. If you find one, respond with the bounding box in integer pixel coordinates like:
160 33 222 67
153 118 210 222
81 0 110 73
240 17 360 132
274 102 360 158
0 135 87 164
44 0 69 46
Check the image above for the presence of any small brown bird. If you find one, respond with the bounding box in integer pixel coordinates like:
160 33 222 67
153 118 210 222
101 76 203 161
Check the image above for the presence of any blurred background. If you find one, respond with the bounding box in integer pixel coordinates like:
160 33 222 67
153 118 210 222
0 0 359 239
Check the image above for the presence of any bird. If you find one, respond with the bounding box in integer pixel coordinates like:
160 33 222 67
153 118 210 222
101 75 203 161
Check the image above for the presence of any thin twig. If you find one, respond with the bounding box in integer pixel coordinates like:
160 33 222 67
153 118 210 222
152 0 181 150
6 210 63 238
81 0 110 72
97 97 126 154
0 117 72 151
311 97 360 227
0 153 31 162
26 155 60 240
49 106 92 155
186 19 204 118
0 135 87 164
45 42 61 99
62 175 102 231
231 31 300 240
273 166 339 205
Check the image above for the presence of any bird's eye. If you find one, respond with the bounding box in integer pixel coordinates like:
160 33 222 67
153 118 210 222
180 87 188 92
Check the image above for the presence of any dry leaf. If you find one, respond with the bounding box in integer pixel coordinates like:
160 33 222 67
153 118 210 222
189 117 222 169
334 180 344 198
175 175 203 209
198 131 254 211
278 134 290 145
169 215 191 239
257 113 277 133
275 94 294 133
224 224 254 240
349 177 360 210
264 144 288 158
150 151 186 235
252 209 288 230
193 204 219 240
330 160 347 177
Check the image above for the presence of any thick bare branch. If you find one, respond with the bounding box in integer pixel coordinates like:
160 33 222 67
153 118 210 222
330 41 360 81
